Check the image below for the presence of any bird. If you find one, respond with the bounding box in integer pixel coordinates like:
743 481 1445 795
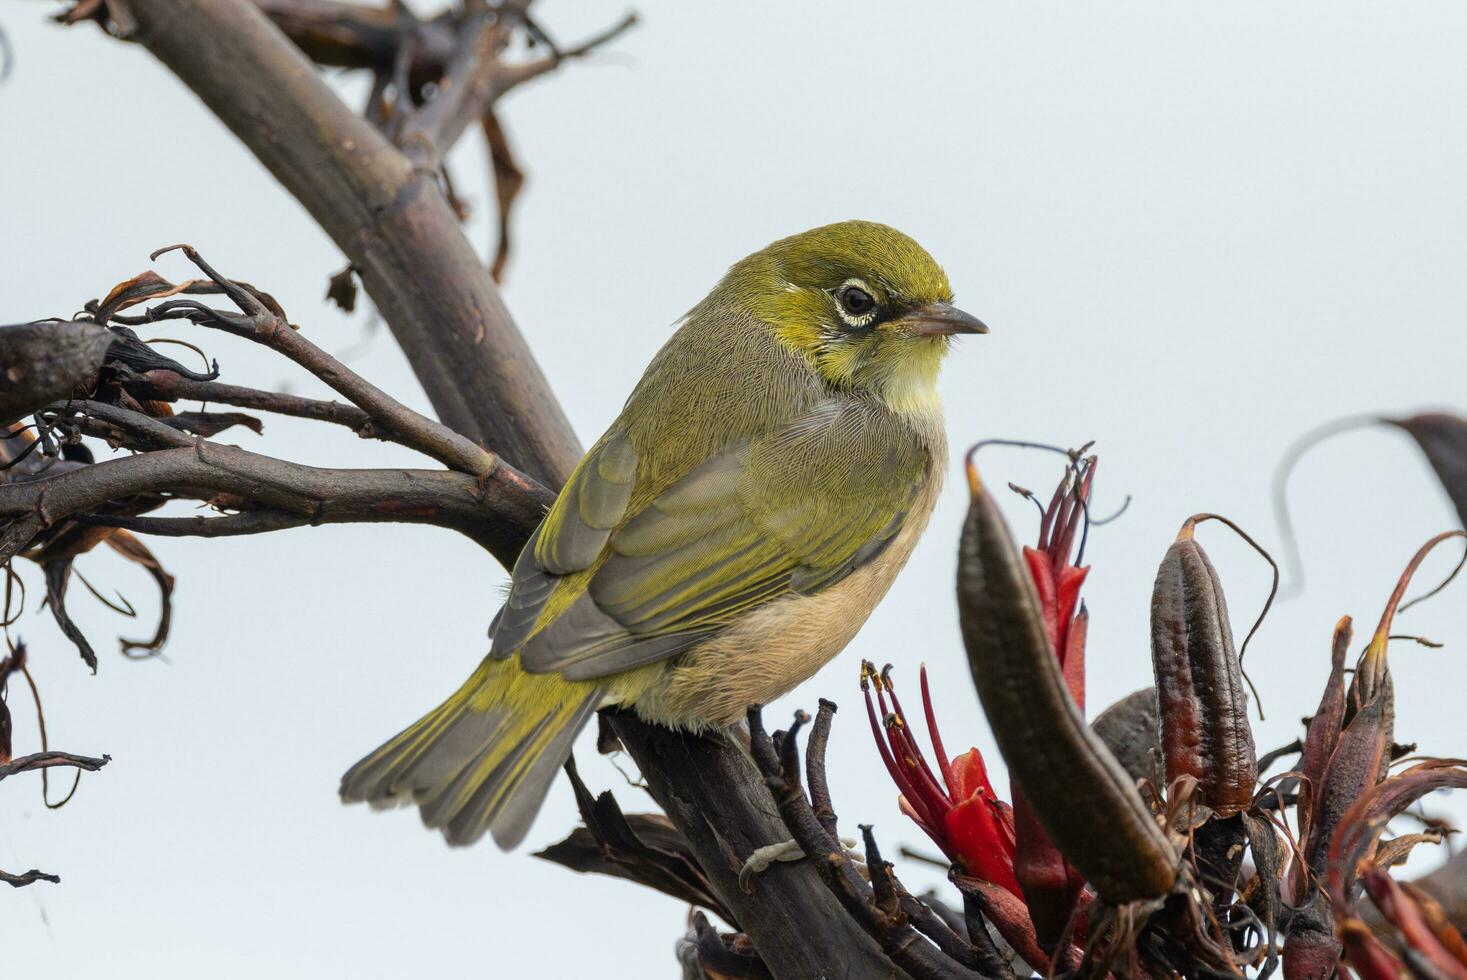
340 220 986 848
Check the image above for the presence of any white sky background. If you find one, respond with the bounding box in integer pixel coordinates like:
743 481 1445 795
3 2 1466 976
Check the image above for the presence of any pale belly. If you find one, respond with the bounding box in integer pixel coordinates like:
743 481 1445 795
627 468 943 730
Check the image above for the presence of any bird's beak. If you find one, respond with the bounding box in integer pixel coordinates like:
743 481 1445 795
898 302 989 337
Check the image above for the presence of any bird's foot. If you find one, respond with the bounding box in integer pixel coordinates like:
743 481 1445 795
737 836 862 892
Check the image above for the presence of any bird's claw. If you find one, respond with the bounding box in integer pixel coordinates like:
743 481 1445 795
737 836 862 893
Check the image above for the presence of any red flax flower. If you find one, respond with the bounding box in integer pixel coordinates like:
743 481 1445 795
861 661 1020 897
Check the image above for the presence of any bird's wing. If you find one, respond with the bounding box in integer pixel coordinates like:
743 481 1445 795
502 397 930 682
488 432 639 654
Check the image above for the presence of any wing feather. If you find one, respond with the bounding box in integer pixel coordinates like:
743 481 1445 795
513 396 928 679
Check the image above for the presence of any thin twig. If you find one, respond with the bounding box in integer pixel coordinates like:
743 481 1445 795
118 369 380 438
144 244 495 476
1 868 61 888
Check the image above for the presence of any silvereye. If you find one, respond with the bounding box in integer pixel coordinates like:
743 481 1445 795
341 221 985 847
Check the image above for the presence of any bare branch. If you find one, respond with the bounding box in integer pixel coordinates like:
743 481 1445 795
136 244 495 476
1 868 61 888
0 751 110 782
1 441 551 567
253 0 460 78
396 12 508 170
490 12 638 100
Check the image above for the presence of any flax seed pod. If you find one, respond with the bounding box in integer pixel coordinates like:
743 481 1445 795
1149 519 1258 817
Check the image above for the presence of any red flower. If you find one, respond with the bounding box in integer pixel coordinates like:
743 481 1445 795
1021 456 1094 711
862 661 1021 898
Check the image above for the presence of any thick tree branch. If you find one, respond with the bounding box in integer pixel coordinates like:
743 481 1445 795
606 710 916 980
94 0 584 486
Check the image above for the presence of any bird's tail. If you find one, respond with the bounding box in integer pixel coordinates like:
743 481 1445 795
340 657 601 849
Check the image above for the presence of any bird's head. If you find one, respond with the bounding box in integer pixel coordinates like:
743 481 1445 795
711 220 985 418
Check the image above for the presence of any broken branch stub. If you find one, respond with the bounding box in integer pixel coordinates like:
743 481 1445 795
0 321 114 426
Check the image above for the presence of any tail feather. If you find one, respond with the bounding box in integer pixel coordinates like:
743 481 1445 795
340 658 599 848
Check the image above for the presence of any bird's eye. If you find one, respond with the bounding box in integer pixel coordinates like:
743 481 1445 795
838 285 876 317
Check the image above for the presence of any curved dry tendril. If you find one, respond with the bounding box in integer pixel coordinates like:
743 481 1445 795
1272 414 1388 600
964 437 1125 566
1397 538 1467 615
1178 514 1280 665
17 663 81 808
1178 512 1279 720
1364 531 1467 680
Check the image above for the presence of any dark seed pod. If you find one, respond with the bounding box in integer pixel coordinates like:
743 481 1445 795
1149 520 1257 817
958 458 1176 903
1305 531 1465 874
1091 687 1161 786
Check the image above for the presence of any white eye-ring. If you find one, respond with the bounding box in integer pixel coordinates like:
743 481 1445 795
833 278 879 329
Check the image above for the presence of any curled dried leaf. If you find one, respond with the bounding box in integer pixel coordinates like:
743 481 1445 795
1391 412 1467 529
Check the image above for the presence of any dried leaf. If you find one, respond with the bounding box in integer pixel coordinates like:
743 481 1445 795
41 559 96 672
104 531 174 657
534 757 731 924
0 643 22 764
483 111 524 283
1392 413 1467 529
93 271 199 323
103 326 219 382
161 411 264 438
325 265 358 314
1377 830 1448 871
1242 812 1283 978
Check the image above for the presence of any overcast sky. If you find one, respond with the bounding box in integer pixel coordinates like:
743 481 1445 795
3 2 1466 977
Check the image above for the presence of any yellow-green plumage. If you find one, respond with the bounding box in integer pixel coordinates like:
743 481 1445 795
340 221 984 848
